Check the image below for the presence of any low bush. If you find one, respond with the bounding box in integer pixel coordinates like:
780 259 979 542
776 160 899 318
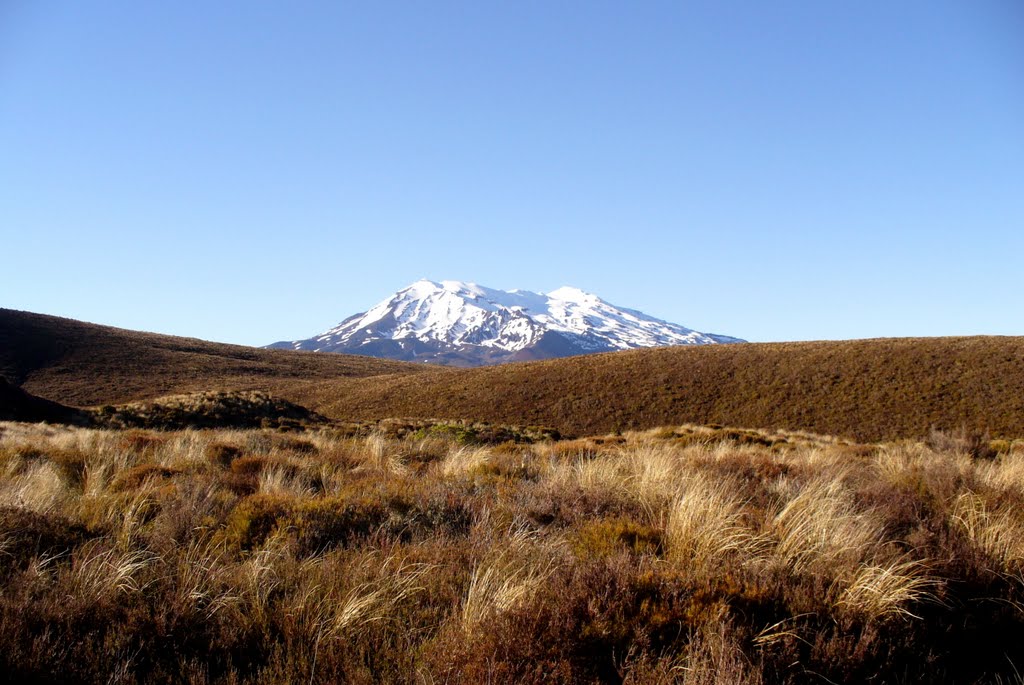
570 517 662 559
225 493 293 549
926 426 998 461
285 495 390 555
205 442 243 467
0 506 91 578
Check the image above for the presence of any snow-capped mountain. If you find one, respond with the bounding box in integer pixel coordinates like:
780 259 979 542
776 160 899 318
267 280 744 366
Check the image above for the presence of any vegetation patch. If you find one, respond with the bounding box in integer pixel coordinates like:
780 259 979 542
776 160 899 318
91 390 328 431
0 420 1023 683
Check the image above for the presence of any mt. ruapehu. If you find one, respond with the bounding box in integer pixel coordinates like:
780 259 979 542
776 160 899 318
267 279 744 365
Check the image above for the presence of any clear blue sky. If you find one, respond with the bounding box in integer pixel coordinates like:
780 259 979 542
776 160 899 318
2 1 1022 345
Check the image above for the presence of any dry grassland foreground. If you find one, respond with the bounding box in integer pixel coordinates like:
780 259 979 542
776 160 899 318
2 421 1024 684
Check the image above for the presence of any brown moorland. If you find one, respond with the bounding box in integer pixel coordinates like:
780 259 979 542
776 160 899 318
292 336 1024 442
2 421 1024 683
5 308 1023 442
0 308 430 406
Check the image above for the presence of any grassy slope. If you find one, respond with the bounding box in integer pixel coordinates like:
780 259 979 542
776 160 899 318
0 308 430 406
5 308 1023 442
293 336 1024 442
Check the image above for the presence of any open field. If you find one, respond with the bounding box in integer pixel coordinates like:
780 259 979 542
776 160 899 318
4 309 1024 442
2 420 1024 684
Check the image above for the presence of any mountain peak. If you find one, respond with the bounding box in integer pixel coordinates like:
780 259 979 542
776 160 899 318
547 286 597 302
401 279 493 299
269 281 743 366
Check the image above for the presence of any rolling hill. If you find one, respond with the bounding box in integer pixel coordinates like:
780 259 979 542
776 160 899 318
0 308 430 407
3 308 1023 441
286 336 1024 442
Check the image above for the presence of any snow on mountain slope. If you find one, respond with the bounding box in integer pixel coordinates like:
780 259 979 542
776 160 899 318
268 280 743 366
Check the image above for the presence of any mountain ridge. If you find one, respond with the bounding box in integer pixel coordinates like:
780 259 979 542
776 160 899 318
268 279 743 365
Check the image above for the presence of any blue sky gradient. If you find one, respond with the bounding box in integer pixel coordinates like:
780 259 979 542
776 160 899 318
2 1 1022 345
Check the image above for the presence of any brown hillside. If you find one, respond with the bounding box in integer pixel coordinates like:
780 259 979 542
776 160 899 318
0 376 89 424
0 308 429 407
5 308 1021 441
290 337 1024 441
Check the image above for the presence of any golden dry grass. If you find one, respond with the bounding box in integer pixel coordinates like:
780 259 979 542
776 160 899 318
1 420 1023 683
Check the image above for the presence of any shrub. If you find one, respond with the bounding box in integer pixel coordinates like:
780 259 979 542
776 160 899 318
285 495 390 555
927 427 998 461
230 455 294 477
117 430 165 455
0 506 91 578
109 464 179 492
205 442 242 467
225 493 293 549
571 517 662 559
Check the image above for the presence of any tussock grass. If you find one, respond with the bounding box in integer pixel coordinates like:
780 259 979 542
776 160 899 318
356 432 408 475
257 465 313 498
168 538 239 620
0 460 70 513
1 420 1024 683
771 476 884 575
952 491 1024 571
440 444 492 477
681 620 765 685
833 558 937 622
461 524 557 633
65 541 156 604
288 550 433 644
664 471 763 574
